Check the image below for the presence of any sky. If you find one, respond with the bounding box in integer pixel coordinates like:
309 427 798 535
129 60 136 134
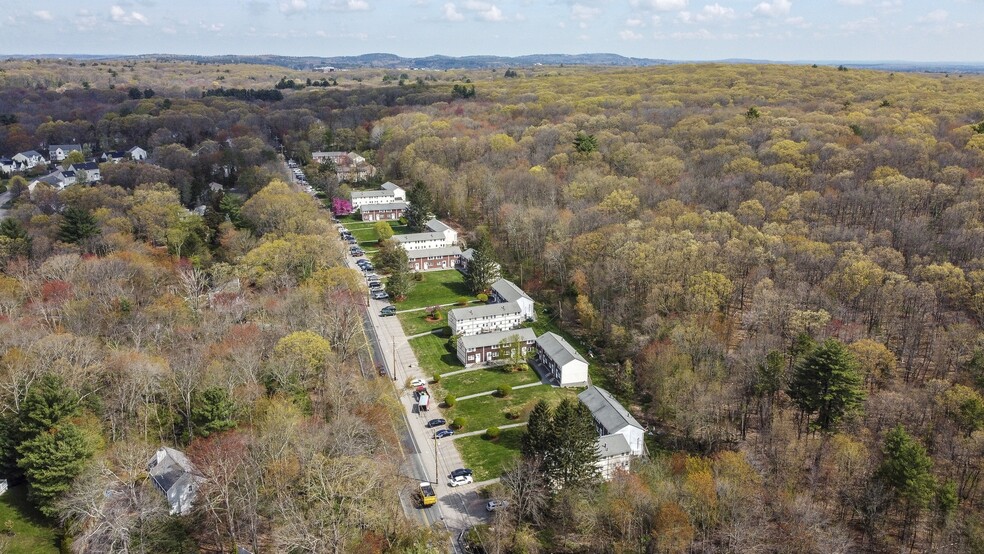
0 1 981 62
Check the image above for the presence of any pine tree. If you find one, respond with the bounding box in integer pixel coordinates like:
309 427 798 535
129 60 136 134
876 425 935 509
192 387 238 437
17 422 93 516
0 218 32 260
58 206 100 244
404 182 433 232
521 399 553 463
787 338 865 431
18 374 79 439
546 398 599 487
465 231 499 294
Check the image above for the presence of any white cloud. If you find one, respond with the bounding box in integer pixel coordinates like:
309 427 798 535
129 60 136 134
626 18 644 27
753 0 791 17
918 9 948 23
836 0 865 5
670 28 714 39
630 0 688 10
571 4 600 21
278 0 307 14
75 9 99 31
839 17 878 32
443 2 464 20
696 3 735 21
110 5 149 25
619 29 643 40
323 0 370 10
34 10 54 21
464 1 505 21
201 22 224 31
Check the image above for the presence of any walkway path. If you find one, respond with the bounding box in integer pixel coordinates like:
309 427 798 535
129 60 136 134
456 381 545 401
452 421 529 439
397 300 482 314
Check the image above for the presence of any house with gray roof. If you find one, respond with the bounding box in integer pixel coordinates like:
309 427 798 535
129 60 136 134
448 302 524 337
147 446 206 515
393 219 457 251
535 332 588 387
360 201 407 222
70 161 101 182
12 150 46 171
490 278 535 321
48 144 81 162
456 327 536 367
128 146 148 161
458 247 501 280
595 433 633 480
577 386 645 457
406 245 462 272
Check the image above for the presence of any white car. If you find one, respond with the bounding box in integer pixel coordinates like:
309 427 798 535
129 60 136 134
448 475 473 487
486 500 508 512
410 378 427 387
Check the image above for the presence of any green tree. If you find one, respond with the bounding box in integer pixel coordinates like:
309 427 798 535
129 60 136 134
61 150 85 169
19 374 79 439
17 422 93 516
386 257 415 300
546 398 599 488
58 206 100 244
573 132 598 154
465 231 499 294
191 387 238 438
787 339 865 431
521 399 553 462
0 218 32 260
404 182 433 232
374 220 394 241
876 425 935 524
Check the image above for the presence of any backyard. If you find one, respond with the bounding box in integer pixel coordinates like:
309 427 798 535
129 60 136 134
0 485 59 554
454 428 525 482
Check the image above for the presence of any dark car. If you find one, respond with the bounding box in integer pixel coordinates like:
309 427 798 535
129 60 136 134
449 468 473 479
434 429 454 439
369 282 383 291
380 305 397 317
426 418 447 428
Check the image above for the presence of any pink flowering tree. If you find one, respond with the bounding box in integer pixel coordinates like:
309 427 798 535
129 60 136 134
332 198 353 215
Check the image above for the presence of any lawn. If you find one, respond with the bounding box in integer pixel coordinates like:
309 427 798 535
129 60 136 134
440 365 541 398
395 270 474 311
0 485 60 554
455 428 524 482
398 310 450 337
408 333 463 377
446 386 579 430
340 219 409 250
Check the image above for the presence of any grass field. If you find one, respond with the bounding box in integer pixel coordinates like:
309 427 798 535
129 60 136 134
0 485 59 554
339 218 410 250
395 270 474 311
439 365 541 398
446 386 578 430
398 310 450 337
408 333 463 377
455 428 524 482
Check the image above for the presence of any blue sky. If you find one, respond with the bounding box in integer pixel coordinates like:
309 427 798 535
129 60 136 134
1 1 981 61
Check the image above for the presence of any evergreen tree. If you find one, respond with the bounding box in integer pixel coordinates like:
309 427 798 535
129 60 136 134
465 231 499 294
0 218 32 259
191 387 238 438
787 338 865 431
18 374 79 439
404 182 433 232
573 131 598 154
17 422 93 516
385 247 415 300
58 206 100 244
546 398 599 487
521 399 553 462
876 425 935 510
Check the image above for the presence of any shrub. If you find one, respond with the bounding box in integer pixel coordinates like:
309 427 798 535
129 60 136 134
476 293 488 303
496 385 512 397
433 373 441 383
485 426 501 440
456 296 469 306
445 394 456 408
452 417 467 430
413 272 424 282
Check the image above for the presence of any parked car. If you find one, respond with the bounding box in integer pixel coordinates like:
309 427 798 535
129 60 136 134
351 250 365 257
357 259 371 267
371 290 389 300
410 378 427 387
448 475 473 487
369 283 384 292
364 273 379 281
449 468 473 479
380 305 397 317
486 500 509 512
426 418 446 428
434 429 454 439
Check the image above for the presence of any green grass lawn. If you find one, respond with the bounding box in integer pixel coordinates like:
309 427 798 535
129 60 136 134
398 311 450 337
440 365 541 398
455 428 524 482
396 270 474 311
408 333 463 377
342 220 410 250
0 485 59 554
447 386 578 430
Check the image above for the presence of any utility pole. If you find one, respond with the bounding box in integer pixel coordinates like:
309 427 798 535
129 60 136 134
392 337 397 382
434 437 439 485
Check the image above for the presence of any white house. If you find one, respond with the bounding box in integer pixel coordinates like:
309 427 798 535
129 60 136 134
0 158 13 176
458 248 502 280
100 151 127 163
456 327 536 367
380 181 407 201
128 146 148 161
394 219 457 251
48 144 82 162
534 332 589 387
595 433 633 480
148 446 206 515
350 182 406 210
70 161 101 183
12 150 46 170
29 170 76 191
577 386 646 458
490 279 535 321
448 302 524 337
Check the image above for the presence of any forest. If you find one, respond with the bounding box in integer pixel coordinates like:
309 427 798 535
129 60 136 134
0 58 982 552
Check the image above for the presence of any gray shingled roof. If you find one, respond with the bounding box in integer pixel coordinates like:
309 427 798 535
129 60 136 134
450 302 523 321
361 201 407 212
458 327 536 350
395 232 447 243
425 219 451 233
577 385 643 434
596 433 632 458
536 332 587 367
352 189 395 199
406 246 462 260
460 248 475 262
491 279 532 303
380 181 402 191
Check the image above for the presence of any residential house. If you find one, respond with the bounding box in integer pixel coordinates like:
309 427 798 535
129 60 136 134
0 158 13 176
594 433 633 480
128 146 148 161
360 201 407 222
312 151 376 182
406 245 462 271
12 150 46 171
394 219 457 251
312 151 345 165
534 332 589 387
70 161 101 183
458 247 501 280
577 386 646 458
490 278 536 321
147 446 206 515
448 302 524 337
28 170 76 191
350 181 406 210
100 151 127 163
455 327 536 367
48 144 82 162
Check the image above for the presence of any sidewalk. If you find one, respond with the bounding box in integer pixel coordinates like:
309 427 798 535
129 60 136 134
452 421 529 439
456 381 545 401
